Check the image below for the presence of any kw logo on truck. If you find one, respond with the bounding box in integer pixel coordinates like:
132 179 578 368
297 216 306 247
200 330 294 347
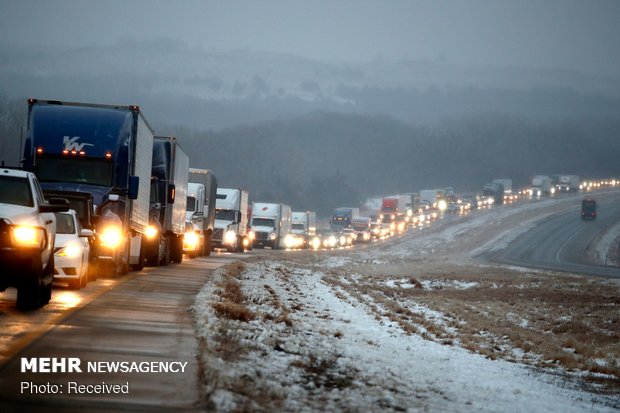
63 136 94 151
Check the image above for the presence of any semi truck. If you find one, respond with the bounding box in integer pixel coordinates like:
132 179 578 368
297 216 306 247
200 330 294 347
213 188 249 252
23 99 154 275
483 182 505 205
380 195 409 223
185 168 217 257
143 136 189 266
330 207 359 231
419 189 446 209
291 211 317 248
557 175 580 193
251 202 292 249
531 175 553 197
492 179 512 194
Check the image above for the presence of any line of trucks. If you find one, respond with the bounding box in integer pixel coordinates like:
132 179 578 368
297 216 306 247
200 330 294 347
12 98 319 279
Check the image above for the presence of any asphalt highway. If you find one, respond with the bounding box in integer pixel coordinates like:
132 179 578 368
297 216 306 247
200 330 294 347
486 192 620 279
0 252 241 412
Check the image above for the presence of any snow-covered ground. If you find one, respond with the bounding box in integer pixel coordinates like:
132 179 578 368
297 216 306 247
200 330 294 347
193 192 620 412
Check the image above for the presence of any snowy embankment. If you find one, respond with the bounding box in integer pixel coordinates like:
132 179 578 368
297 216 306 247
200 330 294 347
192 193 620 412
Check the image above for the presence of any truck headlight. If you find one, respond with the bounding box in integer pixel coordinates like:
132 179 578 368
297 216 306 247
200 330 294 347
269 232 277 240
247 230 255 240
284 234 297 249
99 225 123 248
311 236 321 249
11 225 45 249
145 225 158 239
57 242 81 258
184 231 199 249
224 230 237 245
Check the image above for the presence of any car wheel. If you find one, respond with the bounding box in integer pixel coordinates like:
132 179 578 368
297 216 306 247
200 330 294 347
17 278 40 311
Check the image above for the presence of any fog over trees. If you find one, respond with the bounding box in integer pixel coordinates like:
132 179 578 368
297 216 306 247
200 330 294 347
0 39 619 216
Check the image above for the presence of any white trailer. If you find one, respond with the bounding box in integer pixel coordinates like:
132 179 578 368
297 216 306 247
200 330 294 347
213 188 249 252
557 175 580 192
531 175 553 196
251 202 292 249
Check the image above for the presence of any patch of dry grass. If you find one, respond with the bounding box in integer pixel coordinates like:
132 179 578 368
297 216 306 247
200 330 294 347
325 264 620 393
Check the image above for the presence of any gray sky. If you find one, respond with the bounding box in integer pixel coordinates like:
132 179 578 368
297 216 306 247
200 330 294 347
1 0 619 77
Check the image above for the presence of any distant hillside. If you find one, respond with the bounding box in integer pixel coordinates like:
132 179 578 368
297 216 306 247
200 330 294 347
1 40 619 130
173 112 620 216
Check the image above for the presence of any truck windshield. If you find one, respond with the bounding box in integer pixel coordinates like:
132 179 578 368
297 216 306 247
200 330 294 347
252 218 275 228
0 176 34 207
215 209 235 221
37 157 113 187
186 196 196 212
54 213 76 234
292 224 305 230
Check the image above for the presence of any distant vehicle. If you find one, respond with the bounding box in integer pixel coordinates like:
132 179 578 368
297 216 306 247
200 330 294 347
492 179 512 195
251 202 292 249
182 220 202 257
581 199 597 220
316 229 338 249
351 217 372 242
186 168 217 256
483 182 505 205
144 137 189 266
380 196 409 223
531 175 553 197
291 211 317 248
214 188 250 252
53 210 93 289
330 207 359 231
0 168 69 310
419 189 446 209
557 175 580 193
24 99 154 276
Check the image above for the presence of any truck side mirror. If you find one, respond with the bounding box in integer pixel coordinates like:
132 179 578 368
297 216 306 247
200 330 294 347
168 184 176 204
128 176 139 200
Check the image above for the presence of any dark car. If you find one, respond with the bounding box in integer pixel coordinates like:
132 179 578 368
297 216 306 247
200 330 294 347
581 199 597 220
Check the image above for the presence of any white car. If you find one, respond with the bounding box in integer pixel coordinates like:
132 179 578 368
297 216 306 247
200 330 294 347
54 210 92 289
0 168 68 310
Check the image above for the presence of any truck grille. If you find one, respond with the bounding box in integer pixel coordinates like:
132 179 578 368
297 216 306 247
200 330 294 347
255 231 270 240
213 228 223 242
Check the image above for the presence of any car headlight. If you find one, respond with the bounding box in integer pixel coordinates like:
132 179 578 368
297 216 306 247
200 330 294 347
224 230 237 245
145 225 158 239
284 234 297 249
11 225 46 249
311 237 321 249
99 225 123 248
56 242 81 258
184 231 199 249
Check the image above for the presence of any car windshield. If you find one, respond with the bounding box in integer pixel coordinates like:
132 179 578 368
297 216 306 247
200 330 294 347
252 218 275 228
54 213 76 234
37 157 113 187
0 176 34 207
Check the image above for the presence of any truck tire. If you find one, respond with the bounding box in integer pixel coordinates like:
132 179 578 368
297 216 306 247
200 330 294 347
203 232 212 257
130 241 145 271
159 237 170 266
170 235 183 263
17 279 40 311
145 236 160 267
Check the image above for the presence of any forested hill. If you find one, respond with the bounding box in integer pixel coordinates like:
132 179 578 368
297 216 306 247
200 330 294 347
173 112 620 216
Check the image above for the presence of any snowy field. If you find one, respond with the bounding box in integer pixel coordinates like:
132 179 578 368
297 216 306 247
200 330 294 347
193 193 620 412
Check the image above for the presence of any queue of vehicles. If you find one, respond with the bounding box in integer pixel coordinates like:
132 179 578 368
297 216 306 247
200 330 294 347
1 98 618 310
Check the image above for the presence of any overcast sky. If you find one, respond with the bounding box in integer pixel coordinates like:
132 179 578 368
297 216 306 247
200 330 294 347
1 0 619 77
